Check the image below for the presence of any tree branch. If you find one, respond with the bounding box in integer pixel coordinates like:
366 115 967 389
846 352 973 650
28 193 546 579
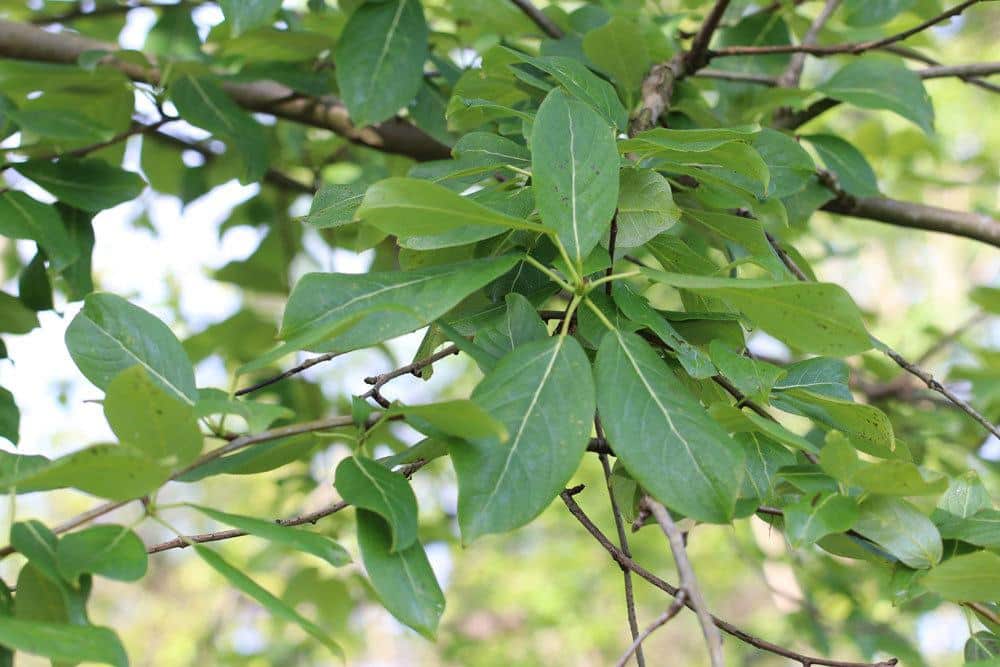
684 0 733 73
236 352 343 396
642 497 724 667
614 591 687 667
777 0 843 87
508 0 564 39
0 19 450 162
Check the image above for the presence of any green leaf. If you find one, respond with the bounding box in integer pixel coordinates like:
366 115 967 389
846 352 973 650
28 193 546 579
774 388 898 459
170 75 267 183
923 552 1000 602
532 88 619 267
194 388 294 433
279 255 519 354
817 58 935 134
219 0 282 36
595 330 744 523
937 472 992 519
0 191 79 271
640 268 873 356
455 336 594 541
0 617 127 667
19 251 53 312
774 357 852 400
356 509 445 639
14 158 145 213
189 505 351 567
937 510 1000 548
65 293 197 404
452 131 531 170
0 292 39 334
965 631 1000 662
6 108 112 142
751 129 814 198
194 545 344 658
854 496 942 569
474 292 549 360
513 54 628 130
611 168 680 249
56 524 147 582
708 340 785 404
335 456 418 552
355 178 541 239
0 387 18 446
305 182 368 229
335 0 428 126
103 367 203 468
10 444 171 500
842 0 917 26
582 17 651 106
620 126 759 154
851 461 947 496
10 521 60 582
738 432 795 503
389 400 508 442
785 493 859 548
803 134 879 198
681 209 786 277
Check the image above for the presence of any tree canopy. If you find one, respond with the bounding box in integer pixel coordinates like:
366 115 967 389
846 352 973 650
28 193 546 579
0 0 998 665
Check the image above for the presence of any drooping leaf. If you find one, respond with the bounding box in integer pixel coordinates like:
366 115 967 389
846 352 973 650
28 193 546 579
595 330 744 523
0 292 39 334
14 158 145 213
335 456 418 552
0 618 127 667
335 0 429 126
356 510 445 639
817 58 935 134
65 292 198 404
0 192 78 271
10 444 171 501
454 336 594 541
56 524 148 582
532 88 619 268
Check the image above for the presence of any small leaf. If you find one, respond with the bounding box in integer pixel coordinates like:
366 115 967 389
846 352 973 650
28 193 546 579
65 293 198 404
513 54 628 129
854 496 942 569
0 387 18 446
0 191 79 271
189 505 351 567
610 168 680 249
0 618 127 667
389 400 508 442
335 456 418 552
15 158 145 213
937 510 1000 548
752 129 814 198
11 444 171 501
194 545 344 658
937 472 992 519
335 0 428 126
474 293 549 360
817 58 935 134
0 292 39 334
532 88 619 267
922 552 1000 602
582 17 651 105
10 521 61 582
219 0 282 36
194 388 294 433
774 357 852 400
356 509 445 639
803 134 879 198
452 131 530 170
785 493 859 548
305 183 368 229
708 340 785 404
56 524 147 582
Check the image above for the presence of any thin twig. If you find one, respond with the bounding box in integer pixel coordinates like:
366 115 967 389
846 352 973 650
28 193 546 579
642 497 724 667
235 352 342 396
684 0 733 73
615 591 688 667
559 488 898 667
508 0 563 39
777 0 843 87
915 311 987 364
361 344 460 397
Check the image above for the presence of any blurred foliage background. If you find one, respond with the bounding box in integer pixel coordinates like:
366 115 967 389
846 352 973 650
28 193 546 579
0 0 997 665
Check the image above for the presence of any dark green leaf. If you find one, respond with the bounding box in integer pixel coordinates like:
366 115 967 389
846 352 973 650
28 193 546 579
0 192 78 271
474 293 549 360
15 159 145 213
335 456 418 552
0 387 18 446
0 292 39 334
582 17 651 105
804 134 879 198
817 58 934 134
0 618 127 667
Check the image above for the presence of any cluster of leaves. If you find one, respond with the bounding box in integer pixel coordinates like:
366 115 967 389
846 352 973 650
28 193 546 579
0 0 997 665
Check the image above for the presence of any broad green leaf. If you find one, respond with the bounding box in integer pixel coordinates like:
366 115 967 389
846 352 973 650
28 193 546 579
65 292 198 404
194 545 344 658
582 17 651 106
56 524 147 582
595 331 744 523
170 75 267 182
389 401 508 442
195 388 294 433
6 108 112 142
11 444 171 500
305 183 368 229
817 58 935 134
804 134 879 198
850 461 947 496
937 472 992 519
220 28 334 63
610 168 680 249
0 618 127 667
738 432 795 503
774 357 852 400
922 552 1000 602
356 509 445 639
774 388 898 459
785 493 859 548
619 126 759 154
14 159 145 213
10 521 60 582
682 209 786 277
0 387 17 446
711 404 820 454
843 0 917 26
19 250 53 312
965 631 1000 663
279 255 519 353
532 88 619 267
474 292 549 360
0 292 38 334
103 367 202 467
513 53 628 129
640 268 873 356
455 336 594 541
937 510 1000 548
190 505 351 567
355 178 541 239
452 131 530 170
752 129 814 198
708 340 785 404
335 0 428 126
854 496 942 569
0 191 78 270
14 562 73 623
335 456 418 552
219 0 282 36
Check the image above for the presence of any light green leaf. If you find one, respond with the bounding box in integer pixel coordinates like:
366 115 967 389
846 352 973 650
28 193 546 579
194 544 344 658
190 505 351 567
738 432 795 503
356 509 445 639
532 88 619 267
854 496 942 569
10 521 60 582
219 0 282 36
452 131 530 170
56 524 147 582
389 401 508 442
785 493 859 548
10 444 171 500
582 17 651 106
842 0 917 26
280 255 519 353
610 168 680 249
65 292 198 404
513 53 628 129
817 58 935 134
335 0 428 126
752 129 814 198
335 456 418 552
0 192 79 271
923 552 1000 602
937 510 1000 548
640 268 873 356
708 340 785 404
6 108 112 142
937 472 992 519
619 126 759 154
305 183 368 229
455 336 594 541
14 158 145 213
194 388 294 434
0 387 18 446
804 134 879 198
474 293 549 360
774 357 852 400
0 618 127 667
595 331 744 523
0 292 38 335
774 388 898 459
103 367 203 468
